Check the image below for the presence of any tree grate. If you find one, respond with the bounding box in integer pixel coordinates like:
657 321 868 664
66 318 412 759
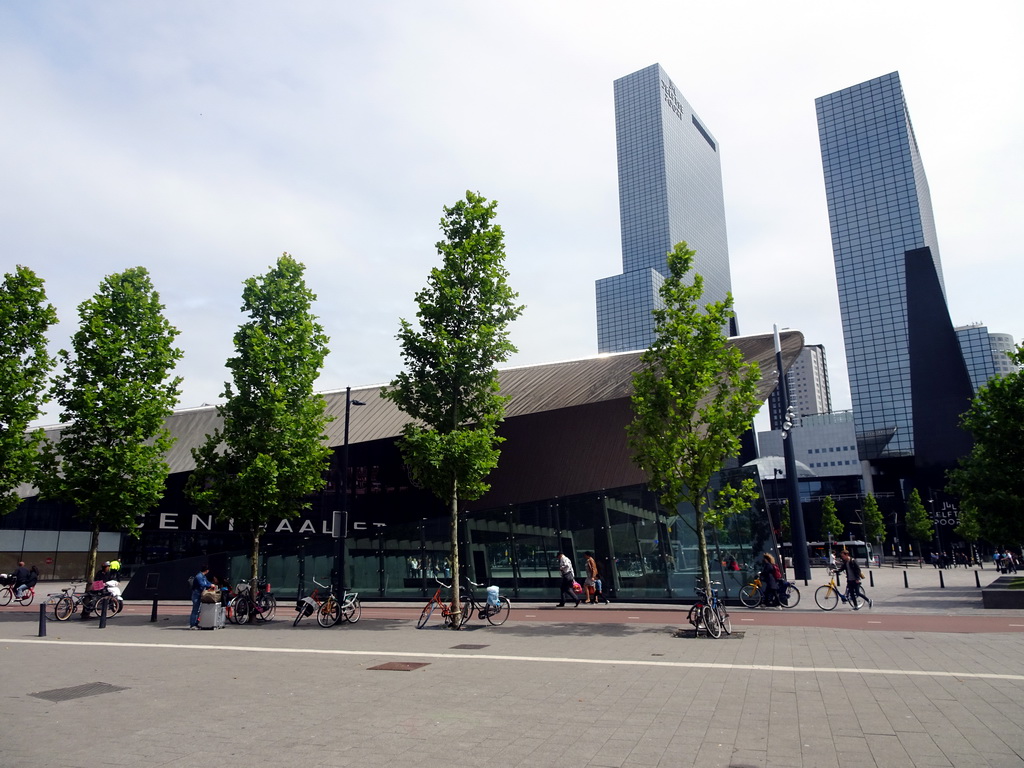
451 644 489 649
30 682 127 702
368 662 429 672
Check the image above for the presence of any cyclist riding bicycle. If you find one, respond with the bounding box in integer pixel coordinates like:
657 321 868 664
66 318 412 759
833 550 872 610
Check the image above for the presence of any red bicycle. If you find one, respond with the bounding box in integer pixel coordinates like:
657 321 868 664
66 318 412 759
416 579 463 629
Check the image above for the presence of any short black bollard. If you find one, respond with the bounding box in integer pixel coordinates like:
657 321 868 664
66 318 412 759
869 571 874 588
150 598 159 622
939 570 945 589
99 597 108 628
38 603 47 637
903 571 909 588
975 570 981 588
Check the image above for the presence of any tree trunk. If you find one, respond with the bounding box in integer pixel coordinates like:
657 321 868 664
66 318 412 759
86 524 100 582
695 507 712 600
250 531 260 583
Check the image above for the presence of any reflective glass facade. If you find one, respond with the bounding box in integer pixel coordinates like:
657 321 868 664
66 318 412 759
816 72 945 459
597 63 733 353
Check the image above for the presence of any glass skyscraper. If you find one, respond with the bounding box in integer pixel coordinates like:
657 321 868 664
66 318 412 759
596 63 733 353
817 72 951 461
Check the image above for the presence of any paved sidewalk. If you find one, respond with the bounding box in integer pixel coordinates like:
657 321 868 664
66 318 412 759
1 568 1023 768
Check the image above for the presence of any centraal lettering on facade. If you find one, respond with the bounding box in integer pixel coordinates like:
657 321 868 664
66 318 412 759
156 513 385 535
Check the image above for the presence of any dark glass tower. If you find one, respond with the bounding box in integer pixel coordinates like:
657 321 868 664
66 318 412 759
816 72 972 484
596 63 734 353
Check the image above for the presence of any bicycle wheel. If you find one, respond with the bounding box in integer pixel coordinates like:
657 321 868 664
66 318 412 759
293 602 308 626
54 596 74 621
0 587 12 606
703 605 722 638
459 597 472 626
848 590 861 610
226 596 240 624
417 601 435 629
235 597 251 625
318 599 341 627
739 584 761 608
20 590 35 606
257 593 276 621
783 585 801 609
486 597 511 626
717 604 732 635
814 585 838 611
342 598 361 624
108 598 122 616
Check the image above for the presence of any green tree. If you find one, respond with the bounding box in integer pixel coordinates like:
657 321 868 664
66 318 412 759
41 267 182 579
905 489 934 552
0 266 58 516
863 493 886 557
382 191 524 627
948 345 1024 544
954 504 982 545
628 242 762 596
187 254 332 581
779 499 791 543
820 496 844 542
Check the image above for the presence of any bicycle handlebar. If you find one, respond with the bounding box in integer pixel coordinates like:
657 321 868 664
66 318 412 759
434 578 452 590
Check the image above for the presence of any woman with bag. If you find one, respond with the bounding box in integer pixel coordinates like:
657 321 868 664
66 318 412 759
556 552 580 607
582 552 599 604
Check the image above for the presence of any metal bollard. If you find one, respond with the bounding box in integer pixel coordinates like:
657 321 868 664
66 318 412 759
39 603 47 637
939 570 945 589
903 571 909 588
150 598 159 622
99 597 108 628
869 571 874 588
975 570 981 588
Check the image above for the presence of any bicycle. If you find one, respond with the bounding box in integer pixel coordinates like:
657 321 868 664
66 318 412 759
318 587 361 628
232 578 277 624
293 578 328 626
44 581 85 620
686 582 722 638
417 579 463 629
739 576 763 608
459 579 511 626
0 583 35 607
814 571 872 611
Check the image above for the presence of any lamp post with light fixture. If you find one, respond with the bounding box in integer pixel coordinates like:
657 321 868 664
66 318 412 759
775 325 811 581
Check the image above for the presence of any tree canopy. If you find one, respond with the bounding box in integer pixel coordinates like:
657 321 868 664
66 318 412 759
820 496 844 542
0 266 57 516
948 345 1024 545
187 254 332 581
41 267 182 579
627 242 762 595
382 191 523 626
862 493 886 548
905 488 934 547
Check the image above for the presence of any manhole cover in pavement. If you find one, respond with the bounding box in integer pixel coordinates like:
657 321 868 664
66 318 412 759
368 662 430 672
451 644 489 649
30 682 127 702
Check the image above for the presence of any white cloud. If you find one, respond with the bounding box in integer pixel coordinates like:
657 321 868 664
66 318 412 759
1 1 1021 428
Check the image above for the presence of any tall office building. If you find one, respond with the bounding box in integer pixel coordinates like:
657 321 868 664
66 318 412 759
817 72 974 486
955 324 1019 393
767 344 832 429
596 63 734 353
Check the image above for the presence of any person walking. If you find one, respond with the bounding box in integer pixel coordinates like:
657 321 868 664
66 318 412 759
555 552 580 607
189 565 214 629
582 552 599 604
834 550 872 609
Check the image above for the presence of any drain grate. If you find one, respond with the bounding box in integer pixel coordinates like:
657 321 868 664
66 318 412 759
30 682 127 702
451 644 489 650
368 662 429 672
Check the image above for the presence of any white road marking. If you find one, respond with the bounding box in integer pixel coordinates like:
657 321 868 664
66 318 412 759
5 637 1023 682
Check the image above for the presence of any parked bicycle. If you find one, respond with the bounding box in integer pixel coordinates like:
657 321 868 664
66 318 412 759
738 576 764 608
232 578 277 624
417 579 463 629
43 581 85 620
814 571 872 611
687 581 730 638
459 579 511 626
294 578 361 627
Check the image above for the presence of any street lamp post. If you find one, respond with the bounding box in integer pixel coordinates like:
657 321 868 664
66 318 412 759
774 325 811 582
333 387 366 599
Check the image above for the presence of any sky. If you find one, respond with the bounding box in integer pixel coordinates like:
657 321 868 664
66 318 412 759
3 2 1022 430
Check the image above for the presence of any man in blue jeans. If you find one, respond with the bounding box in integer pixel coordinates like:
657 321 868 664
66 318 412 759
189 566 213 629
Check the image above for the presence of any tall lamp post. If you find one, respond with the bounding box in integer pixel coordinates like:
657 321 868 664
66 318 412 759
775 325 811 581
333 387 366 598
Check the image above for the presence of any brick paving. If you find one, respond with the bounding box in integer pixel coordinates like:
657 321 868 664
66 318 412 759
0 564 1022 767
